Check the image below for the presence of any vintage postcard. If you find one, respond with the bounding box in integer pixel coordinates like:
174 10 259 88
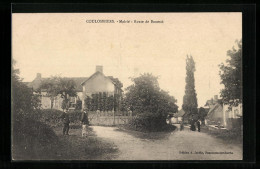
11 12 242 160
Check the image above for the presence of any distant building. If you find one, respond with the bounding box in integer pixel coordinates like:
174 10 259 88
205 95 242 130
24 66 123 111
169 109 189 124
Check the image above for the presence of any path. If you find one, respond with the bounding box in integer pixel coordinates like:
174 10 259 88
91 126 242 160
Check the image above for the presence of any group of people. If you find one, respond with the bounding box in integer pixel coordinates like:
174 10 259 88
190 119 201 132
60 109 89 136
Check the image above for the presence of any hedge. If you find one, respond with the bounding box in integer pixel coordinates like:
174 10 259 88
12 115 60 160
31 109 83 127
127 112 176 132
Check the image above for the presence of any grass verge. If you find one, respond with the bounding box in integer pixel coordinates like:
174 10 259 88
200 125 242 145
12 119 118 160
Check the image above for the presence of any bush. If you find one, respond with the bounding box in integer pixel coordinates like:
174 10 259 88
12 115 59 160
127 112 176 132
31 109 83 127
30 109 64 127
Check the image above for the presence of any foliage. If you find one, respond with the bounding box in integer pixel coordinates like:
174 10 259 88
107 95 114 111
198 107 208 121
84 93 118 111
123 73 178 130
124 73 178 115
120 97 128 112
30 109 83 127
11 60 41 119
85 96 92 110
61 100 67 111
125 113 177 132
182 55 198 118
113 94 120 111
12 116 59 160
12 60 59 160
75 100 82 110
39 76 77 110
219 40 242 106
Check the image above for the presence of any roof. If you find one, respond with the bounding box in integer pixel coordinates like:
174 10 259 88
24 77 89 92
25 72 123 92
205 99 223 107
206 103 223 119
24 77 49 91
81 71 123 91
173 109 186 118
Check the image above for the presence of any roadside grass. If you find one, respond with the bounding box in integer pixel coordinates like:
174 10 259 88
51 125 119 160
12 120 118 160
200 125 242 145
12 117 60 160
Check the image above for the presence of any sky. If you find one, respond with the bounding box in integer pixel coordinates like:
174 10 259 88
12 13 242 108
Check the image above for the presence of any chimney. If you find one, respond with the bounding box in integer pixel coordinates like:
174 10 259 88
96 65 103 73
36 73 41 79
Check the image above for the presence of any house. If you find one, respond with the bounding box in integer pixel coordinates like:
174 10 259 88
205 95 242 130
81 66 123 111
24 66 123 111
222 102 242 130
205 101 223 126
169 109 189 124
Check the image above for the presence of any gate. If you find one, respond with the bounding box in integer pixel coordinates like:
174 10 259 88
88 111 132 126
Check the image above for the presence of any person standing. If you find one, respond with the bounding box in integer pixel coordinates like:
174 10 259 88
81 109 89 125
190 118 196 131
197 120 201 132
81 109 89 137
60 109 70 135
180 121 184 131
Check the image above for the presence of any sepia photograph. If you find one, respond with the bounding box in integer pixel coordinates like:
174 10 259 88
11 12 242 160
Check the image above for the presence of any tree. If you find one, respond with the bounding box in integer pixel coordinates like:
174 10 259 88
84 96 92 110
124 73 178 129
11 59 41 119
198 107 208 122
75 100 82 110
39 76 77 110
219 40 242 106
103 92 107 111
107 95 114 111
182 55 198 118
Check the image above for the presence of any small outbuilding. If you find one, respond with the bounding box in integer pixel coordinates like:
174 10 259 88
169 109 188 124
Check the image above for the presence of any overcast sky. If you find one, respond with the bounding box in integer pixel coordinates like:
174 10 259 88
12 13 242 108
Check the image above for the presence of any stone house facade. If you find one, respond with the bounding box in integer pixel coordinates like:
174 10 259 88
25 66 123 111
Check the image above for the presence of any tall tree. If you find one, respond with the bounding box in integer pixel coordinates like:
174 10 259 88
182 55 198 118
219 40 242 106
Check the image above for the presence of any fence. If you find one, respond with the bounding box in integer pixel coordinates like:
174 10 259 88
88 111 132 126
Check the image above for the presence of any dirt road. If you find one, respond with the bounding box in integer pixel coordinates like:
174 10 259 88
92 126 242 160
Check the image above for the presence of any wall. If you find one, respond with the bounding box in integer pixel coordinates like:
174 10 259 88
41 96 51 109
223 103 242 129
88 111 132 126
53 95 63 110
77 92 83 100
83 73 115 96
82 73 115 110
